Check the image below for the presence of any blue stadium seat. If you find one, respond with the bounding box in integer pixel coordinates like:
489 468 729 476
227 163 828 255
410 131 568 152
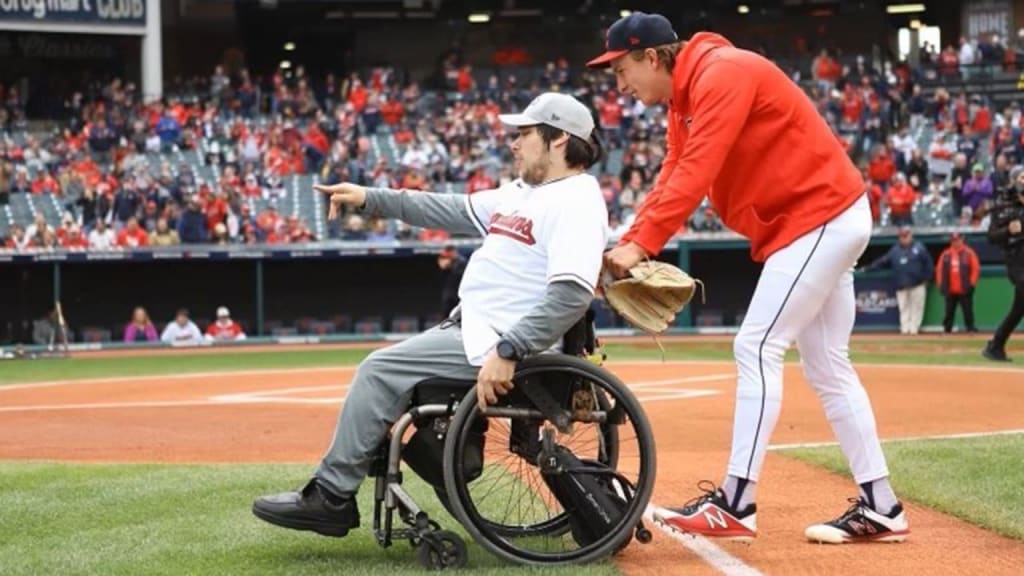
390 316 419 334
354 317 383 335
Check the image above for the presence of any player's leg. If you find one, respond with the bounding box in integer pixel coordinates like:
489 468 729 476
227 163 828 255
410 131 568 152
253 323 478 536
654 195 872 540
796 271 910 544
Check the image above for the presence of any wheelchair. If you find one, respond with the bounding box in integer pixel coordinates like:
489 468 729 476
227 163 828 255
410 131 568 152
366 311 657 569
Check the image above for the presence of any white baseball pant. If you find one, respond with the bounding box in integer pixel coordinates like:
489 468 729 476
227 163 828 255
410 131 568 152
727 193 890 485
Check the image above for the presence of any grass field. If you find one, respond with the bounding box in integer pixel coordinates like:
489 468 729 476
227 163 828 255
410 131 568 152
784 435 1024 540
1 338 1021 574
0 462 620 576
0 337 1017 385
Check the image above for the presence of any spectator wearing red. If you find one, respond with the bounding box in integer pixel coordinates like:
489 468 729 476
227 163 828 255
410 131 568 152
348 79 368 113
466 167 495 194
117 217 149 248
598 91 624 148
886 173 917 227
864 170 884 223
868 148 895 189
380 95 404 126
457 65 474 93
60 225 89 249
840 85 864 129
935 231 980 333
31 171 60 195
5 223 33 250
205 307 247 342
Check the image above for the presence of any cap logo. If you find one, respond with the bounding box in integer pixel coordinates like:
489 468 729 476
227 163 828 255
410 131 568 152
550 113 561 121
629 36 641 45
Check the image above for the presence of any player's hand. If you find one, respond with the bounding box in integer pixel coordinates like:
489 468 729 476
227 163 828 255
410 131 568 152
1009 220 1022 235
476 351 515 411
313 182 367 220
603 241 648 279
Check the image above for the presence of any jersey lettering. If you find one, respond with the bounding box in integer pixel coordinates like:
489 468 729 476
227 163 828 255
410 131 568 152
488 212 536 245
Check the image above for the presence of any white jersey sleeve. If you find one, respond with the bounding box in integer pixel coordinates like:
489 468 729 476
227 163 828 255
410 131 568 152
544 179 609 293
463 180 528 236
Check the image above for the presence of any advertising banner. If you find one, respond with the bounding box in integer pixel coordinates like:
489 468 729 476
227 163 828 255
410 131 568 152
854 274 900 328
0 0 145 27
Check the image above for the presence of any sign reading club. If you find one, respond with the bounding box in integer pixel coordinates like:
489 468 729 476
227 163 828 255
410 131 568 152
0 0 145 25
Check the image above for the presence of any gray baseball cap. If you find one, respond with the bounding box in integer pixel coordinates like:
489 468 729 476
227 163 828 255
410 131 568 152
499 92 595 141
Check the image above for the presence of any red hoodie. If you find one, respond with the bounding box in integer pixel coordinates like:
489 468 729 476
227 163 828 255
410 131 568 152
622 33 863 262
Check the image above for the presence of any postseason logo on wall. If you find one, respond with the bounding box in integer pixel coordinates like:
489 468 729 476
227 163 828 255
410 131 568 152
854 287 900 327
0 0 145 26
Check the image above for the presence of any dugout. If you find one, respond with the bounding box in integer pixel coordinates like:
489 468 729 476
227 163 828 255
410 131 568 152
1 230 1019 349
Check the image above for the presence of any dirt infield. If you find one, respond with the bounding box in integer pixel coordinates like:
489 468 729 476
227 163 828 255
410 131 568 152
1 360 1023 574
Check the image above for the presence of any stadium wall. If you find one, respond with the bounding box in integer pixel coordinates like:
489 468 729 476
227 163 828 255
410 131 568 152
0 231 1017 348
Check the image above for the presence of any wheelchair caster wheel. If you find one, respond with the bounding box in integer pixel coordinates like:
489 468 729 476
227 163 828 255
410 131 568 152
636 527 653 544
417 530 467 570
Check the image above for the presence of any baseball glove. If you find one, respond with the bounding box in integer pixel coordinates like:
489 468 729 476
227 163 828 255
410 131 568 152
603 261 703 334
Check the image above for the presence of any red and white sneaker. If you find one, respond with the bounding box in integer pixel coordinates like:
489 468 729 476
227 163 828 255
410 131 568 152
805 498 910 544
653 482 757 542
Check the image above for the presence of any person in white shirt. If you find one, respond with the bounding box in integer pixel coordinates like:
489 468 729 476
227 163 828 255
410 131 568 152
161 308 203 346
87 220 117 250
252 92 608 537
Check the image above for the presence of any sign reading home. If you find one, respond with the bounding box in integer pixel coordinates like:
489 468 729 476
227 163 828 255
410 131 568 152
0 0 145 26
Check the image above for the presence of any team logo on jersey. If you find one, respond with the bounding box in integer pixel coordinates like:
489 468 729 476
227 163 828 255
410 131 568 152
488 212 536 245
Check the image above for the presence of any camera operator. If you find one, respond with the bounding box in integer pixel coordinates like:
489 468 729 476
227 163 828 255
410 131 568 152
983 166 1024 362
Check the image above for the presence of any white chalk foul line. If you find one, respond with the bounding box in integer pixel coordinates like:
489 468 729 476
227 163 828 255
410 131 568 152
0 400 225 413
0 366 358 392
769 428 1024 451
0 376 725 414
643 505 762 576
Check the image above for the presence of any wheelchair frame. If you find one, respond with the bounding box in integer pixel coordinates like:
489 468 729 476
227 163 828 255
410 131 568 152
371 403 469 570
368 312 654 569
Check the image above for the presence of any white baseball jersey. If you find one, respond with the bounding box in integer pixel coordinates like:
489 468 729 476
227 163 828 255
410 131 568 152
458 174 608 365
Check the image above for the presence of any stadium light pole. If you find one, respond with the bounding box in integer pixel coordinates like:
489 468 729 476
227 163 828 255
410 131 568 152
142 0 163 103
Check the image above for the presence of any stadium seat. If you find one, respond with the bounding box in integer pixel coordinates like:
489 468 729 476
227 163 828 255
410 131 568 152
354 317 383 335
331 314 352 333
390 316 419 334
294 317 316 334
310 320 336 335
696 310 724 327
81 327 112 343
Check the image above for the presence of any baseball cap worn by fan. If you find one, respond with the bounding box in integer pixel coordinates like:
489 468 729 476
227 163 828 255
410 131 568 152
498 92 595 141
586 11 679 68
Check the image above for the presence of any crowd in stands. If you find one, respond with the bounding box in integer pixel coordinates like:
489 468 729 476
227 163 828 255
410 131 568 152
2 31 1024 253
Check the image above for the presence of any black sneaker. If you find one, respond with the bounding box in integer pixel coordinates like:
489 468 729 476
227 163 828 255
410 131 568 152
805 498 909 544
982 341 1012 362
252 478 360 537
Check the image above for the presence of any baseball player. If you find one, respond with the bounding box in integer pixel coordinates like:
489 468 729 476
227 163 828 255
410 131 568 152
252 92 608 537
588 12 908 544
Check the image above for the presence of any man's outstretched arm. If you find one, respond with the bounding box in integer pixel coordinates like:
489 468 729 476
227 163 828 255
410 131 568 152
316 182 484 236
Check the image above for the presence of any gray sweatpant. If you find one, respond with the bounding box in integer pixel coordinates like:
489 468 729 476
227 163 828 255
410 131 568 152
315 322 479 495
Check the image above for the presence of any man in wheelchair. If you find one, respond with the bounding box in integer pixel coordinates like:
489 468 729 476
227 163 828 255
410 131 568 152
253 92 609 539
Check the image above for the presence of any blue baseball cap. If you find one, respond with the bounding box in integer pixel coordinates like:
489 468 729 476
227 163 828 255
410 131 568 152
587 12 679 68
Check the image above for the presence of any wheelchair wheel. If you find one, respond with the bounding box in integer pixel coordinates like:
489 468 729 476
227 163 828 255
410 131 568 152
434 381 616 540
442 354 656 566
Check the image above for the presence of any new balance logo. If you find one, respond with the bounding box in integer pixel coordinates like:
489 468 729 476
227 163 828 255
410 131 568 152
703 508 729 530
